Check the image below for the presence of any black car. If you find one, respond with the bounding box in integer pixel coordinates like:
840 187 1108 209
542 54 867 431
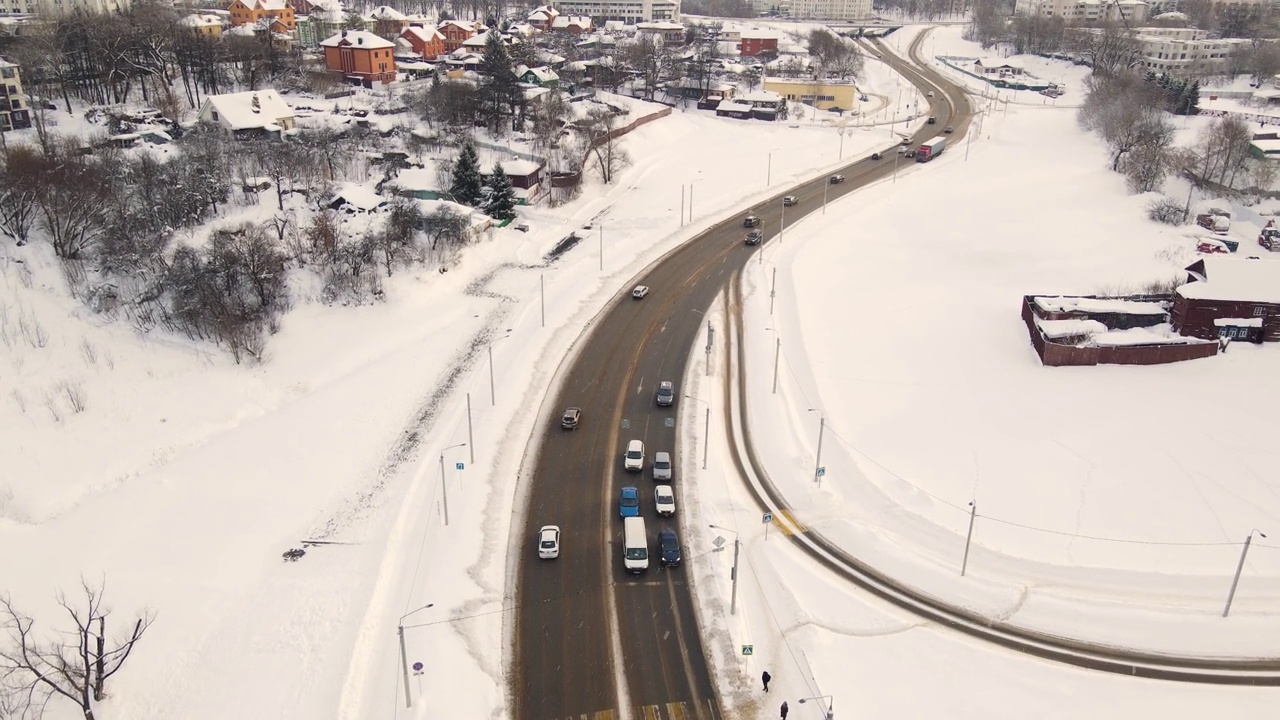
742 214 762 228
829 175 845 184
658 529 682 567
871 151 882 160
927 116 937 125
560 407 581 430
655 380 675 406
745 229 764 245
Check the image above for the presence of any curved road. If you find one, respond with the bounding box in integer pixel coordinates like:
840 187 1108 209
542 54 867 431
511 30 966 720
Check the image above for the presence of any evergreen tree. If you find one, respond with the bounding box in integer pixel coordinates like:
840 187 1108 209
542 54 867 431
480 32 524 135
450 143 484 206
1184 80 1201 115
482 162 517 221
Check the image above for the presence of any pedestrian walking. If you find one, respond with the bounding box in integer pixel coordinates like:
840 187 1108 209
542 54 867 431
761 670 771 692
780 700 789 719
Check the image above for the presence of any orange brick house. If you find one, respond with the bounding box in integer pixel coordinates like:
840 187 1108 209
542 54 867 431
320 30 397 85
228 0 296 31
438 19 482 52
400 26 446 60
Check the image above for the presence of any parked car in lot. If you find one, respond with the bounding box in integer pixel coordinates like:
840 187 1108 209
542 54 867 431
624 439 645 471
632 285 649 299
653 451 673 481
654 485 675 517
782 195 798 207
829 174 845 184
745 229 764 245
658 529 682 567
742 214 762 228
655 381 675 407
560 407 581 430
619 487 640 518
538 525 561 559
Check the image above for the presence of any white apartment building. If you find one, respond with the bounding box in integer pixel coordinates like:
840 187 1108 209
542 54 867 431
0 0 128 14
1015 0 1149 22
785 0 871 20
552 0 678 24
1133 27 1251 74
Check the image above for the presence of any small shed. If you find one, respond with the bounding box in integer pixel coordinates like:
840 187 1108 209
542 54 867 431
715 99 753 120
1171 257 1280 341
328 183 388 213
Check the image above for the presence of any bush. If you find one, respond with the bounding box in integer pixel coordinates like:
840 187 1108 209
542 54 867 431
1147 197 1187 225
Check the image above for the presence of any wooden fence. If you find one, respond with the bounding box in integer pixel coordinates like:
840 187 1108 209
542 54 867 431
1021 297 1219 367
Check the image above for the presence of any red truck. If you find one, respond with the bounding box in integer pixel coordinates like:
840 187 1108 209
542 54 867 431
916 137 947 163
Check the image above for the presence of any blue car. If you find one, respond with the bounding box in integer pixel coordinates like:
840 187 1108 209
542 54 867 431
619 486 640 518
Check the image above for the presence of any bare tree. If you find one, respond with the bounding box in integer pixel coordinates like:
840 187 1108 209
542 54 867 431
1078 72 1169 171
1192 116 1256 188
378 199 424 275
0 148 43 246
620 33 676 101
0 579 154 720
1070 24 1140 77
584 107 630 184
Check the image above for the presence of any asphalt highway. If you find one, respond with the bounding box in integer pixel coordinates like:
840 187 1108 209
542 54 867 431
512 30 967 720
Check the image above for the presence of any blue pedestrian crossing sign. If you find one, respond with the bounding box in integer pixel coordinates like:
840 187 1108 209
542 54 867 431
456 462 465 470
742 645 754 656
816 467 826 476
762 512 773 524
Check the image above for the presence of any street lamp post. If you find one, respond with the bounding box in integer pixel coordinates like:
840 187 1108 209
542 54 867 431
439 443 466 526
808 408 825 487
398 602 435 708
799 695 835 720
685 395 711 469
488 331 510 406
766 152 772 187
709 524 741 615
1224 529 1267 617
837 127 847 160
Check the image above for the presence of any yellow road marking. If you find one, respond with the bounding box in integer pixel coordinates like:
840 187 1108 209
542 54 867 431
774 509 807 536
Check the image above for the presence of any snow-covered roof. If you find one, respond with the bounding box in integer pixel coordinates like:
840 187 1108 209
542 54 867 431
637 21 684 30
244 0 289 10
463 31 497 47
1091 325 1196 346
524 86 550 102
1214 317 1264 327
332 183 387 211
394 168 436 190
738 90 782 103
320 30 395 49
740 29 781 40
402 26 444 43
1036 318 1108 339
975 57 1027 69
1032 296 1167 315
551 15 591 29
717 99 753 113
1152 10 1187 19
201 89 293 130
439 19 482 32
366 5 407 20
179 13 223 27
522 66 558 83
485 159 541 176
1178 257 1280 303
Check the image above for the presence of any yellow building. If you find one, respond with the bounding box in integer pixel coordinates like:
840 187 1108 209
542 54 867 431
762 77 857 112
179 14 225 37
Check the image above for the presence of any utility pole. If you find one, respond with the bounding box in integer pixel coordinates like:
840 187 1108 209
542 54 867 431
961 501 977 576
1224 530 1266 617
488 343 496 406
398 625 411 708
702 407 710 469
540 273 545 328
770 267 777 315
772 337 781 394
466 393 474 464
599 224 603 271
813 415 825 486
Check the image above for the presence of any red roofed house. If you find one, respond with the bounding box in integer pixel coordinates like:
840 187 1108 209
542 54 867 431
527 5 558 31
439 19 482 52
400 26 446 59
320 30 397 86
228 0 296 31
1171 257 1280 343
739 29 779 57
550 15 592 33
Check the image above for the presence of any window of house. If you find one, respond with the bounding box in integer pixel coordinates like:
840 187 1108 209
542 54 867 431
1254 307 1266 317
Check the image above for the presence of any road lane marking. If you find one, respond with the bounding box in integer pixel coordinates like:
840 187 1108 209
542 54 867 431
775 508 807 536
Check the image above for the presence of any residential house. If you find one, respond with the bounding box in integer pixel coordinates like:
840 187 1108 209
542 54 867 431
228 0 297 32
763 77 857 111
179 13 225 37
737 89 784 120
973 58 1026 76
519 65 559 87
715 99 753 119
367 5 410 34
482 159 544 204
553 0 679 24
290 0 331 14
550 14 593 32
527 4 558 30
328 183 389 213
1171 257 1280 342
321 30 397 85
635 21 684 43
462 30 500 52
439 19 482 52
2 0 127 15
400 25 446 59
738 29 779 57
197 89 295 138
0 59 31 133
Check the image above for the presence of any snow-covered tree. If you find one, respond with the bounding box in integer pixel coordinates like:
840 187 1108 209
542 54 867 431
483 162 517 221
450 143 484 206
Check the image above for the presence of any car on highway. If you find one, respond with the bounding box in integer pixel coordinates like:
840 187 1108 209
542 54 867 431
655 380 675 407
897 146 911 156
658 529 682 567
653 451 673 481
829 175 845 184
561 407 581 430
631 285 649 299
537 525 561 559
745 229 764 245
944 126 954 134
624 439 645 471
927 116 937 125
900 137 912 146
619 486 641 517
742 214 761 228
654 485 675 516
927 91 935 98
782 195 797 207
870 151 882 160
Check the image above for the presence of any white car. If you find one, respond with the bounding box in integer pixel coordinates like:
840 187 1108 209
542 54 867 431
537 525 561 559
654 485 675 517
632 285 650 299
624 439 645 472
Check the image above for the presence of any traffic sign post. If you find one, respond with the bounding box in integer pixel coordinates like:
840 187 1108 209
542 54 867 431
456 462 465 471
763 511 772 541
742 645 754 656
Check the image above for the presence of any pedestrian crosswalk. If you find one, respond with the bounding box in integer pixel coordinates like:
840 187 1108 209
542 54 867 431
774 508 807 536
550 701 693 720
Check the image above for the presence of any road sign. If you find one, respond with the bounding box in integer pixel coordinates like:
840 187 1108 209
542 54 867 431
621 419 630 429
816 467 826 477
456 462 465 470
762 512 773 524
712 535 726 548
665 417 675 428
412 662 423 673
742 645 754 656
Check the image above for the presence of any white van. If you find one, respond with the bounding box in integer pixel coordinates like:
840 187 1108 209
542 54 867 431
623 516 649 574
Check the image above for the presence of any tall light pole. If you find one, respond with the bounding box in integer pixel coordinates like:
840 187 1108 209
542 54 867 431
439 442 466 526
808 408 825 487
488 331 510 406
799 695 834 720
398 602 435 708
961 500 977 576
837 126 847 160
766 327 781 394
709 524 741 615
1224 529 1267 617
766 152 772 187
685 395 711 469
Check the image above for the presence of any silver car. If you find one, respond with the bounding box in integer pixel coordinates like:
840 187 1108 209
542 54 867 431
653 451 673 481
